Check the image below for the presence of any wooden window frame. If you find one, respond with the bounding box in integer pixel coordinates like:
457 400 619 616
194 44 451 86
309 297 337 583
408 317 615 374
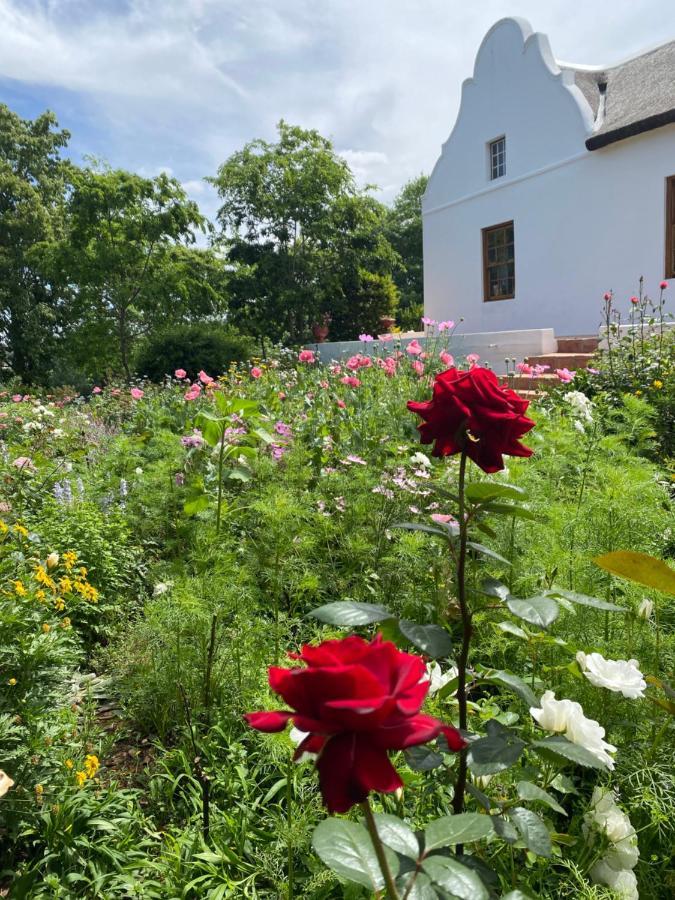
482 220 515 302
666 175 675 280
489 136 506 180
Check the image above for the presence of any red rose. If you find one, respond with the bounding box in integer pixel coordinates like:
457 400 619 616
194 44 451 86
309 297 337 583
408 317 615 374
245 635 464 813
407 366 535 473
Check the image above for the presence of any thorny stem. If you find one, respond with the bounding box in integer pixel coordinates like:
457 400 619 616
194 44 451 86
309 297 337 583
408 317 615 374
452 449 471 818
361 799 400 899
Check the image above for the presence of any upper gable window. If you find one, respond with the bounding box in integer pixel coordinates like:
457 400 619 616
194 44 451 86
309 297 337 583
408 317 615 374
489 136 506 180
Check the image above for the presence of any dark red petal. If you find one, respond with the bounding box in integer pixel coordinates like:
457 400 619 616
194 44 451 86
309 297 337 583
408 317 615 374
293 733 326 760
244 711 293 732
317 733 402 813
369 714 465 751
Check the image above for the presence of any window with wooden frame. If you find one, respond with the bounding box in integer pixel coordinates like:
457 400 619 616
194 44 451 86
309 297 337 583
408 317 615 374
489 136 506 180
482 221 515 301
666 175 675 279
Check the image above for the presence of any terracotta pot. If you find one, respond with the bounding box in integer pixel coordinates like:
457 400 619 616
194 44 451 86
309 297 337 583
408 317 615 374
379 315 396 333
312 323 330 343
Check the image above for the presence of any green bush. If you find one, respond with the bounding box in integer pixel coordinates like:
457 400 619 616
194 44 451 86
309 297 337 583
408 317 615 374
134 322 254 382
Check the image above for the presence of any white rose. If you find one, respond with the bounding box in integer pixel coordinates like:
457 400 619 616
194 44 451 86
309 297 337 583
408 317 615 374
135 467 143 475
576 652 646 699
586 788 639 870
46 552 60 570
590 859 639 899
410 452 431 468
0 770 14 798
425 661 458 696
530 691 616 769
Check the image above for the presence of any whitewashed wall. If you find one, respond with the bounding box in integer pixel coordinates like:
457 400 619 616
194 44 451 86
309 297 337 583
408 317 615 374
424 17 675 337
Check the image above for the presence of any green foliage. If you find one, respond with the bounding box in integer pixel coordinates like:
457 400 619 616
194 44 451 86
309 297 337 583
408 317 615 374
385 174 428 330
134 321 253 381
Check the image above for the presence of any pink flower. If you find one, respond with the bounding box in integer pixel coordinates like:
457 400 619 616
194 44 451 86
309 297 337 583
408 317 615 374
175 368 187 379
380 333 394 342
275 421 292 437
130 388 144 400
431 513 456 525
438 320 455 332
92 386 102 394
406 339 423 356
660 281 668 290
555 368 575 383
412 360 425 376
337 399 346 409
439 350 454 367
516 362 533 376
466 353 480 366
298 350 316 363
343 455 367 465
341 376 361 388
184 387 201 401
11 395 22 403
110 388 121 397
329 363 342 375
532 364 550 376
12 456 35 471
358 334 374 342
198 370 213 385
250 367 262 379
346 355 361 371
421 317 436 327
630 296 639 305
603 292 611 302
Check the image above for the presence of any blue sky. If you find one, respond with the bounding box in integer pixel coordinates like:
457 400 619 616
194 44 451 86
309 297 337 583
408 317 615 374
0 0 671 223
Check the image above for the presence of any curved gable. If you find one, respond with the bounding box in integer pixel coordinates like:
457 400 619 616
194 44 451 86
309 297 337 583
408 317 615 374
425 18 595 210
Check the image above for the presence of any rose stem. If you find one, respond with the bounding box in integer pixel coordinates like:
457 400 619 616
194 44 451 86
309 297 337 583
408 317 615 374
452 448 471 818
361 799 400 899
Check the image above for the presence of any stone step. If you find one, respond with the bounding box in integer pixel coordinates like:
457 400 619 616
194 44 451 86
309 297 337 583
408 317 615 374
500 374 560 390
556 335 600 353
525 352 594 369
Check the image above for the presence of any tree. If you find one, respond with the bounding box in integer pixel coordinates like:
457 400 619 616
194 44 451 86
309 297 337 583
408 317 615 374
386 174 428 330
41 166 218 378
209 121 398 345
0 105 70 382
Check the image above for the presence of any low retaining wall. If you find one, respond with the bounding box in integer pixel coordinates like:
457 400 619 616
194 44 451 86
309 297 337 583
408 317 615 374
308 328 557 374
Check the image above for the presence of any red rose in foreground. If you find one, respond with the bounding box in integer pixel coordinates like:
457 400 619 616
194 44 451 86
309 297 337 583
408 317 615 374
245 635 464 813
407 366 535 473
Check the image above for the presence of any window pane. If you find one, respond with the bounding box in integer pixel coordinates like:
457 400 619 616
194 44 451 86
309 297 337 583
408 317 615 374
483 221 514 300
490 137 505 180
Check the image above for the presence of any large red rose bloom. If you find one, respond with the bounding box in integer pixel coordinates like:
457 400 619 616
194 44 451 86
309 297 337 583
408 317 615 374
245 635 464 813
407 366 535 473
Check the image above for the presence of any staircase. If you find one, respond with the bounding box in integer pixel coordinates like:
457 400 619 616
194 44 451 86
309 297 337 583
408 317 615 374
499 335 599 398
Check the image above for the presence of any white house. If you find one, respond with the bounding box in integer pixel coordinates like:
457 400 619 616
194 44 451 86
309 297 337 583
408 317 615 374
423 17 675 337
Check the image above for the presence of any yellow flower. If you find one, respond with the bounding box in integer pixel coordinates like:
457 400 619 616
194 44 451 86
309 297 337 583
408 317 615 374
8 678 16 686
41 623 51 634
78 567 87 577
36 589 46 602
54 597 65 612
653 379 663 389
61 617 71 629
635 390 643 396
62 551 77 571
0 521 7 535
59 577 72 594
46 552 60 569
13 580 27 596
84 754 99 779
64 759 73 770
13 524 28 538
75 771 87 788
35 565 56 591
35 784 44 795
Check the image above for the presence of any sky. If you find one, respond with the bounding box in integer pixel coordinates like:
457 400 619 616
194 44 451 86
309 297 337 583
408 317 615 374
0 0 673 224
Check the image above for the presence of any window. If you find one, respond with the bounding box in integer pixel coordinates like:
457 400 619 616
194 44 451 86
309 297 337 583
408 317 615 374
489 136 506 180
667 176 675 279
482 221 515 301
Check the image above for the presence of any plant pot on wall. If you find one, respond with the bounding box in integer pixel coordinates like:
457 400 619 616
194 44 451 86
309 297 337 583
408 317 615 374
379 315 396 333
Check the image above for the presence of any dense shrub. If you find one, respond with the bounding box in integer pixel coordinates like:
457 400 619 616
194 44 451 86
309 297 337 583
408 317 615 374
134 322 254 381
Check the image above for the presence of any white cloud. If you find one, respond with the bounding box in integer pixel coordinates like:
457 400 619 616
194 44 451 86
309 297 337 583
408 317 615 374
0 0 672 212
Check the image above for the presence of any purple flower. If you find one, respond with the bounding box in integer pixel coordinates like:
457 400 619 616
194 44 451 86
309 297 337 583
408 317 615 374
181 430 204 448
358 334 374 342
275 421 292 437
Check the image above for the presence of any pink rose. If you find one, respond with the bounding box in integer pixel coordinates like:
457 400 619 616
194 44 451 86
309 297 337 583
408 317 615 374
250 367 262 379
198 370 213 385
298 350 316 363
130 388 144 400
411 360 425 376
175 369 187 379
439 350 454 368
92 386 102 394
406 340 423 356
555 368 575 383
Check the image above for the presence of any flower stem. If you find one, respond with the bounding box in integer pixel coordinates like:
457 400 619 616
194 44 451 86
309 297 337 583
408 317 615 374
452 449 471 817
361 799 400 899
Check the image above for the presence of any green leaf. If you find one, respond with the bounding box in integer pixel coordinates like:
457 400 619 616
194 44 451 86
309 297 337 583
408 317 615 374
479 578 511 600
309 601 393 626
531 736 607 769
546 587 624 612
312 819 399 890
422 856 489 900
466 542 512 566
404 745 444 771
593 550 675 596
194 411 224 446
399 621 452 659
396 872 438 900
502 891 538 899
183 494 210 515
228 467 251 483
252 427 275 445
424 813 494 850
506 595 559 628
481 502 540 521
373 813 419 859
516 781 567 815
465 483 526 503
468 720 526 775
480 669 538 708
508 807 552 857
496 621 529 640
